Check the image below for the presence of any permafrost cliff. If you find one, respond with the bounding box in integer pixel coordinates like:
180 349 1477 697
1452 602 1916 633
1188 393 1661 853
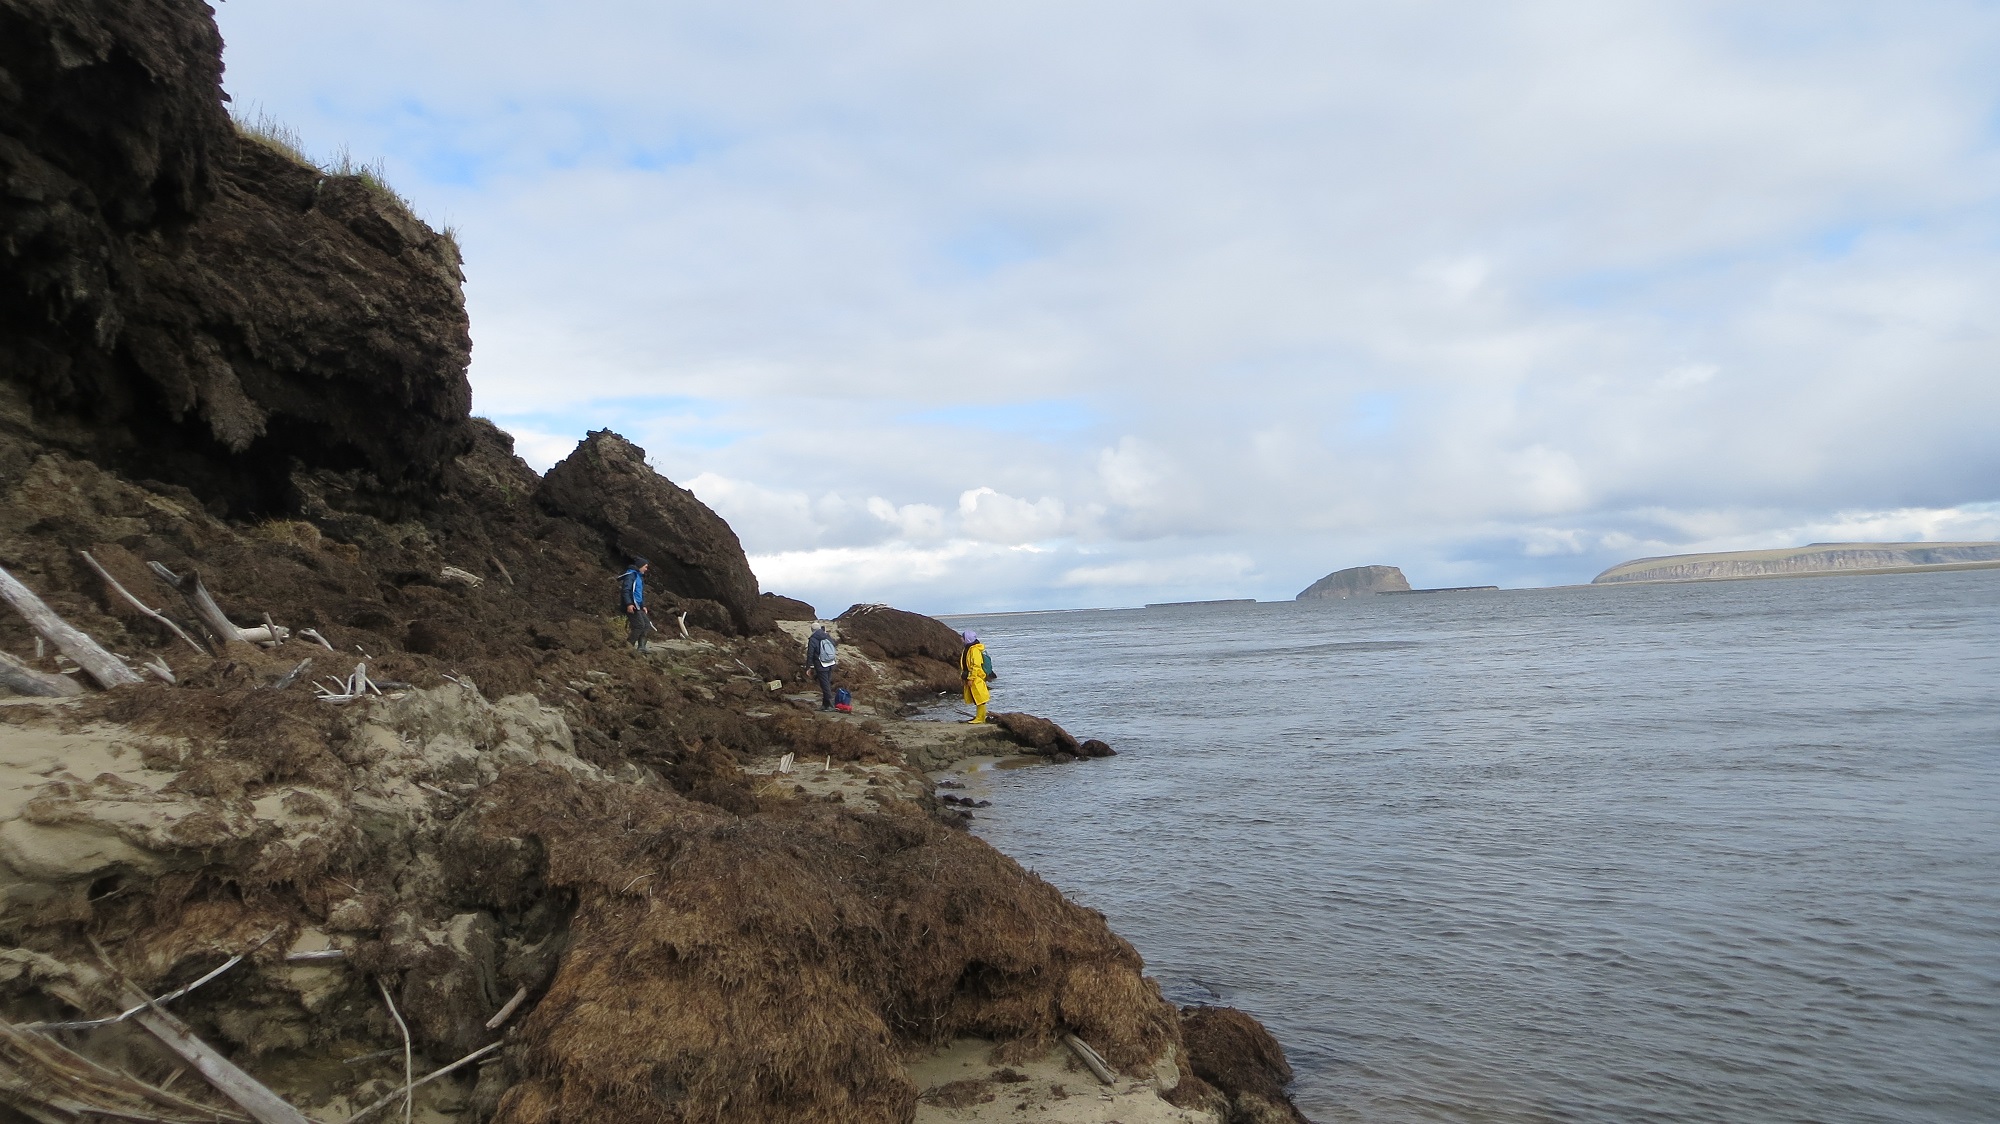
0 3 1309 1121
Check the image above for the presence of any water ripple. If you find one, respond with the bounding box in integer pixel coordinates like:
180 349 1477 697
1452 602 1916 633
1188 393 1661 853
956 570 2000 1123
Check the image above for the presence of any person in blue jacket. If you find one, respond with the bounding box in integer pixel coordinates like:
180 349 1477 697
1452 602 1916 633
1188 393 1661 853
620 558 653 651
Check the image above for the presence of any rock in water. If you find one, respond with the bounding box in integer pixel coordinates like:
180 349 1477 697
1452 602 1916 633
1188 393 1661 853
1295 564 1411 600
536 430 769 635
991 712 1082 756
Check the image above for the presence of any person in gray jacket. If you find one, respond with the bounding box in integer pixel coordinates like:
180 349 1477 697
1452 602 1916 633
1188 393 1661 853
804 624 837 711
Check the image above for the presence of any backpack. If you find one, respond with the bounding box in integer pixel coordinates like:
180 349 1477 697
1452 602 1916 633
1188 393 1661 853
815 636 837 665
616 571 638 613
834 687 852 712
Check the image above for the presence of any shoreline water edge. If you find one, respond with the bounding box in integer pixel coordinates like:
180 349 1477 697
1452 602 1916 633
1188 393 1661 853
0 4 1312 1121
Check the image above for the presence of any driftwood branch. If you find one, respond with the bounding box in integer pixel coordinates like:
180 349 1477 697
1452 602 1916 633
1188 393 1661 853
0 1019 254 1124
484 985 529 1030
283 948 346 964
299 627 336 651
126 999 313 1124
344 1041 502 1124
1063 1033 1117 1086
273 659 313 690
142 657 176 684
80 935 309 1124
489 556 514 586
0 651 84 698
80 550 206 654
0 563 142 689
154 566 246 655
377 978 414 1124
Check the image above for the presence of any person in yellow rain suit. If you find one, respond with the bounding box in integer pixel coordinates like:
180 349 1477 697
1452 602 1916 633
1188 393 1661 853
959 630 996 723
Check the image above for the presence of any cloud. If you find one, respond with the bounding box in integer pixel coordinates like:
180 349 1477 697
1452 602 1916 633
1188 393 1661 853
212 0 2000 610
957 487 1065 544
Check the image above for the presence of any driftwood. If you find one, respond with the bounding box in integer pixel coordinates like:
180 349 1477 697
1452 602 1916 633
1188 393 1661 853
1063 1033 1117 1086
0 562 142 690
344 1041 502 1124
150 564 244 655
376 978 414 1124
80 550 206 654
299 627 336 651
142 657 176 684
273 659 313 690
438 565 484 588
489 556 514 586
484 985 529 1030
0 1019 254 1124
127 999 312 1124
283 948 346 963
0 651 84 698
147 564 302 651
316 662 375 704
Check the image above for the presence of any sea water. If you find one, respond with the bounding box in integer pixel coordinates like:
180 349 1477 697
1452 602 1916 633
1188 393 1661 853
946 568 2000 1123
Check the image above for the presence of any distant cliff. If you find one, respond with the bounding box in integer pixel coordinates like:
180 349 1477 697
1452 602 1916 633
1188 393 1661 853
1297 564 1411 599
1593 542 2000 584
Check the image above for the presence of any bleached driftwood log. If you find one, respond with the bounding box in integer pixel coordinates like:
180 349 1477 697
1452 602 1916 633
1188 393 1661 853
438 565 484 588
149 563 240 655
79 551 205 654
0 651 85 698
0 563 142 689
147 563 292 651
126 996 312 1124
1063 1034 1117 1086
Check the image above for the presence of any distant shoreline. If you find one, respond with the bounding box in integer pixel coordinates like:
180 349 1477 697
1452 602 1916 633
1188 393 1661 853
1593 558 2000 586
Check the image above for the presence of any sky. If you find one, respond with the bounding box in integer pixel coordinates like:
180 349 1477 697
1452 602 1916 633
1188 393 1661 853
212 0 2000 615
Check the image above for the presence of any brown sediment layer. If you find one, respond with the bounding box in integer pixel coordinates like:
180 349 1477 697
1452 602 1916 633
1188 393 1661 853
0 3 1312 1120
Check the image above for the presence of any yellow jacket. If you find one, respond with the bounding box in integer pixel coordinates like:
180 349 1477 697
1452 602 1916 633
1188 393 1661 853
960 642 989 706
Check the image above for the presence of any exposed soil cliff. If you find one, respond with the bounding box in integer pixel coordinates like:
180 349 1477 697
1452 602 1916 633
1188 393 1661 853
0 3 1311 1122
2 0 472 517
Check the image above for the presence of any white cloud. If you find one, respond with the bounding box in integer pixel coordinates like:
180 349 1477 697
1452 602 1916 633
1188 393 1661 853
214 0 2000 610
957 487 1065 544
1058 553 1255 590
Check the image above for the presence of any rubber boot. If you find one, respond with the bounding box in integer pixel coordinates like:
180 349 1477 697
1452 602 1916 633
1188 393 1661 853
968 702 988 724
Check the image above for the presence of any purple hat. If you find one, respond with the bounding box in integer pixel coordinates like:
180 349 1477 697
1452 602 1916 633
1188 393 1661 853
961 630 978 644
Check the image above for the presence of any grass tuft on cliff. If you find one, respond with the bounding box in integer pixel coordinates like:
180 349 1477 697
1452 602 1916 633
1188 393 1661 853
231 105 313 166
231 106 460 259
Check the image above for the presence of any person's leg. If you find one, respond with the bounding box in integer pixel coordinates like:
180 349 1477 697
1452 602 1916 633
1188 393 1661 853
816 665 834 709
972 701 987 723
